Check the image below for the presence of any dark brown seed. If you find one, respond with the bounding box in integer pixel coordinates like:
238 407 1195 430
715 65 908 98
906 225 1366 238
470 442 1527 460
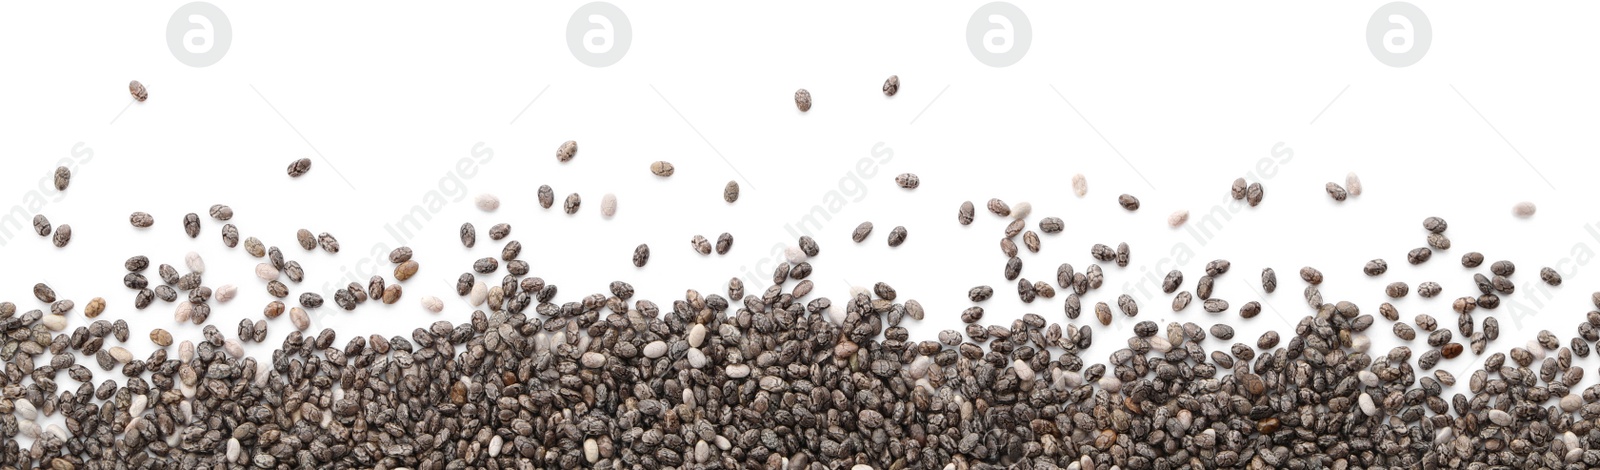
690 235 712 255
799 236 819 256
1162 270 1183 293
149 329 172 347
389 247 413 263
53 167 69 191
1117 194 1140 211
556 140 578 162
1417 281 1441 298
537 185 555 208
51 224 70 247
183 213 200 238
1490 260 1515 276
958 201 975 225
1118 294 1138 316
1196 276 1214 300
1299 267 1322 284
34 283 55 303
129 80 148 101
1426 233 1450 250
1257 331 1280 349
129 212 153 228
501 240 521 260
1038 217 1064 233
1441 343 1463 359
564 193 581 214
852 222 873 243
1325 182 1347 201
794 89 812 111
460 223 476 248
1003 257 1022 280
986 198 1010 217
1407 247 1431 264
633 244 649 267
1385 282 1408 298
1261 268 1277 293
286 158 312 177
1462 252 1484 268
1202 299 1229 313
1239 301 1260 318
888 226 907 247
1541 267 1562 286
220 223 238 247
1114 242 1129 267
298 293 324 308
31 214 49 236
724 181 740 203
1393 322 1416 340
1004 218 1025 238
1422 216 1447 233
1231 178 1247 200
1172 291 1192 311
882 75 899 96
207 204 233 221
125 255 149 272
317 232 339 253
1245 183 1264 206
1023 231 1040 253
895 173 919 189
1379 302 1398 321
1364 259 1387 276
489 223 511 240
1094 302 1112 325
295 229 315 250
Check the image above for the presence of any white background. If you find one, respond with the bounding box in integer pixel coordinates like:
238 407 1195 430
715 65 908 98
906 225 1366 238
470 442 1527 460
1 1 1599 437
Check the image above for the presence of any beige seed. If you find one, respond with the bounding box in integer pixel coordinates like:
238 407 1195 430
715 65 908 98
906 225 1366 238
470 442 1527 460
475 193 500 211
41 314 66 331
601 193 617 218
1071 174 1088 197
255 263 279 281
223 339 244 358
1513 201 1536 218
227 438 241 463
421 296 444 313
108 347 132 364
469 281 488 306
215 284 238 303
1346 172 1362 196
150 328 173 347
289 308 310 331
185 251 205 273
14 399 37 420
1010 202 1032 220
650 161 675 177
175 301 193 323
178 341 194 362
1168 210 1189 227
